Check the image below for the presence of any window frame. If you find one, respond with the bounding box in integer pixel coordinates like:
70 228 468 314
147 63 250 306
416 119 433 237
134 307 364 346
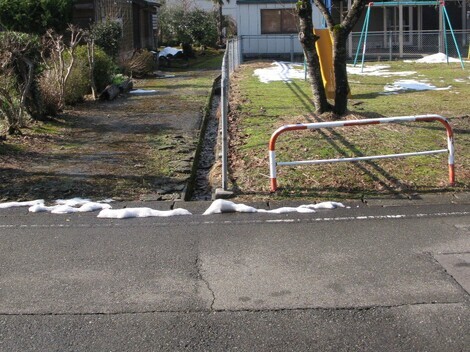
260 8 298 35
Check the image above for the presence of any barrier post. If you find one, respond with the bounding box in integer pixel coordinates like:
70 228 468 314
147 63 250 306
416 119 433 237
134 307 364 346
268 115 455 192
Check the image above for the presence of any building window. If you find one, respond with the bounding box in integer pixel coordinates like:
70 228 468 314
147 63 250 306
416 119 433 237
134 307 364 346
261 9 298 34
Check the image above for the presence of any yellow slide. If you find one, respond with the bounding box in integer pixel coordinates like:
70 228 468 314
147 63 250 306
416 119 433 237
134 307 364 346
313 29 351 99
314 29 335 99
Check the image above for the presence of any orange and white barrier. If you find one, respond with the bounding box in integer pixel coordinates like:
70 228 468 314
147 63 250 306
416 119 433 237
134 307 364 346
268 115 455 192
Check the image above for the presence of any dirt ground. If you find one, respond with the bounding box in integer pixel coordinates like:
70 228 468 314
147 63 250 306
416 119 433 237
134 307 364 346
0 70 218 202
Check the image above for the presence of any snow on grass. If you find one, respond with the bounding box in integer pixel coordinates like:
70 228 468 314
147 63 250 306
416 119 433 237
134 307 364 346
347 64 416 77
253 61 417 83
97 207 192 219
253 61 305 83
202 199 345 215
384 79 451 93
404 52 462 64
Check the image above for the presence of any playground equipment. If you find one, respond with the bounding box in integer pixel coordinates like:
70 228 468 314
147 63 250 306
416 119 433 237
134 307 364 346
314 29 335 99
268 114 455 192
354 0 465 70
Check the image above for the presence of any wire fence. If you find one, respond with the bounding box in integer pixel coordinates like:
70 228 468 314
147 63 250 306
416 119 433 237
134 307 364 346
220 37 241 190
351 30 470 61
237 30 470 62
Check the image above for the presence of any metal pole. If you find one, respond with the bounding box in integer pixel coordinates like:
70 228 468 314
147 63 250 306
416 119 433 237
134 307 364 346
290 35 294 62
399 4 404 58
239 35 244 64
360 7 371 71
353 5 370 66
442 5 465 68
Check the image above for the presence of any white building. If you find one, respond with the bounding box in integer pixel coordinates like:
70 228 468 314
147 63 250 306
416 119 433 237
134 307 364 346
163 0 322 58
232 1 322 59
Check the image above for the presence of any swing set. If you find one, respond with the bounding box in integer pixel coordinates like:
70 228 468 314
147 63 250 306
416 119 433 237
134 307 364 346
353 0 465 70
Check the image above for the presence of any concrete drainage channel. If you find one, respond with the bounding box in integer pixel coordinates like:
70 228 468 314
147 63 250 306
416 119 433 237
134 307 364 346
190 95 220 200
186 78 222 201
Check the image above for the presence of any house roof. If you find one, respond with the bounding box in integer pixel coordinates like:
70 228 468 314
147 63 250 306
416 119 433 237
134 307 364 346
236 0 297 3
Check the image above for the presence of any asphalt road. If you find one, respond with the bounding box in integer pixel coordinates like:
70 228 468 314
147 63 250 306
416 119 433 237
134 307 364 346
1 197 469 351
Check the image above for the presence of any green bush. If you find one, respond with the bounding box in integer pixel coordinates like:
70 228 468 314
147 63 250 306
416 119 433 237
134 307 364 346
0 0 72 34
187 9 218 48
159 6 219 48
0 31 43 131
91 20 122 58
64 45 117 104
64 51 89 105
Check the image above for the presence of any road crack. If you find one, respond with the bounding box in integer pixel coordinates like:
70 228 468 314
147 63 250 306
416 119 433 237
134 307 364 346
195 253 216 310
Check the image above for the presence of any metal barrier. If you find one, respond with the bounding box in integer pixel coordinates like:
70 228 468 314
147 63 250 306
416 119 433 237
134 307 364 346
268 115 455 192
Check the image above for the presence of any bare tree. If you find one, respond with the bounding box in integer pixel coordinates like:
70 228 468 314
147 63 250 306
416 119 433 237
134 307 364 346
297 1 332 114
212 0 230 47
42 25 84 111
85 31 98 100
297 0 367 117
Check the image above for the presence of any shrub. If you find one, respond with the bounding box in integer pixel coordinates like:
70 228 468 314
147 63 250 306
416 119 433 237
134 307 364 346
74 45 117 93
187 9 218 48
91 20 122 58
159 6 219 48
40 44 117 108
38 69 61 116
0 31 42 133
120 49 155 78
64 50 89 105
0 0 72 34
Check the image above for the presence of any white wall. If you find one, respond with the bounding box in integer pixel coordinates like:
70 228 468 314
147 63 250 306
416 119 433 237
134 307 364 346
237 4 322 36
236 4 323 56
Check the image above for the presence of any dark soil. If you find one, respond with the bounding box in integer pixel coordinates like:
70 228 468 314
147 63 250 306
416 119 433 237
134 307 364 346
0 70 219 202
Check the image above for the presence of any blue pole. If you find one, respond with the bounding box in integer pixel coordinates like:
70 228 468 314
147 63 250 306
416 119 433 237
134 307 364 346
360 7 371 72
442 5 449 63
353 6 371 66
442 5 465 69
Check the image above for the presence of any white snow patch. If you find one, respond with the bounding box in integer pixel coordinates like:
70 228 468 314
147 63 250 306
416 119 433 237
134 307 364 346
253 61 305 83
129 89 157 95
347 64 415 77
55 197 92 206
97 207 192 219
405 52 462 63
29 200 112 214
384 79 452 92
203 200 345 215
0 199 44 209
203 199 258 215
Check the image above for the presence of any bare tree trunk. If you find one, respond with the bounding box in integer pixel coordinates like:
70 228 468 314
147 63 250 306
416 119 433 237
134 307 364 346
312 0 368 117
217 3 224 47
297 0 332 114
332 28 349 115
86 37 97 99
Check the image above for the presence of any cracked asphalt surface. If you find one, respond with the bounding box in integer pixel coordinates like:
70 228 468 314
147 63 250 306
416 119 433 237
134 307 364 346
0 198 469 351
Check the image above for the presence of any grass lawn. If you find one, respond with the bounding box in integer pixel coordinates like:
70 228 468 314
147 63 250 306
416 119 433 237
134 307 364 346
228 60 470 200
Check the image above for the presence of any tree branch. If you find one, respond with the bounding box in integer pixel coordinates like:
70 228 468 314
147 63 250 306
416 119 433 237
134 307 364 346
312 0 335 29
